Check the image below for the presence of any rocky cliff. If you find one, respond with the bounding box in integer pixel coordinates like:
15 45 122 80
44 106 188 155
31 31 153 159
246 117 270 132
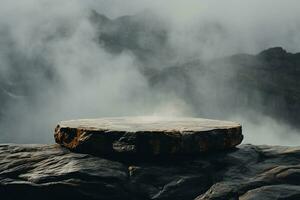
1 143 300 200
90 11 300 129
1 117 300 199
148 47 300 128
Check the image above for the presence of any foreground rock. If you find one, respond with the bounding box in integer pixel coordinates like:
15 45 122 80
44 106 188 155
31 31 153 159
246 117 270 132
1 144 300 200
54 117 243 156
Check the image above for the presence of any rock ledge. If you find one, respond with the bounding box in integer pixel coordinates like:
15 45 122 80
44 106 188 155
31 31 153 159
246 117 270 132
54 117 243 155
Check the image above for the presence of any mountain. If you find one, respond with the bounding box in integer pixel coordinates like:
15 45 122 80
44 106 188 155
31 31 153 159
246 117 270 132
0 11 299 135
90 10 171 67
89 11 300 128
148 47 300 128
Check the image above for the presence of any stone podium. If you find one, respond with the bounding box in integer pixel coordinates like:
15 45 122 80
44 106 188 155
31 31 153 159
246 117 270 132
54 117 243 155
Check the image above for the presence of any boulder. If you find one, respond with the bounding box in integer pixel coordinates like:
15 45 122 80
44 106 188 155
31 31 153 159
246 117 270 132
54 117 243 155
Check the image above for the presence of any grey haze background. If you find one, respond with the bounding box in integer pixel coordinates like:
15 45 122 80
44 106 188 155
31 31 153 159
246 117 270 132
0 0 299 145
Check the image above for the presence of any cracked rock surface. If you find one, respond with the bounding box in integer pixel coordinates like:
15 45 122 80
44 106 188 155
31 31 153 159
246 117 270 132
1 144 300 200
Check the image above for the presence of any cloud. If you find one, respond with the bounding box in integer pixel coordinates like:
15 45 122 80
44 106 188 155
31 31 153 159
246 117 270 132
0 0 299 145
0 0 150 143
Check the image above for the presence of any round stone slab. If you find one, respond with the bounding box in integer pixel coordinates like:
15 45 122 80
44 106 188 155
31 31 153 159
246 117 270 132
54 117 243 155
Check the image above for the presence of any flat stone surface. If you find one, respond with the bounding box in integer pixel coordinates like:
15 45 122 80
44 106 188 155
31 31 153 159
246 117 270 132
56 117 240 132
54 117 243 155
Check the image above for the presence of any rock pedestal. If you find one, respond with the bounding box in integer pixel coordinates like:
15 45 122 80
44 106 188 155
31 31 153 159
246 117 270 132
54 117 243 155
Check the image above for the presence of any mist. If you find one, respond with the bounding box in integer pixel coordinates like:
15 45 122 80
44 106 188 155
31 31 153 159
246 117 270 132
0 0 299 145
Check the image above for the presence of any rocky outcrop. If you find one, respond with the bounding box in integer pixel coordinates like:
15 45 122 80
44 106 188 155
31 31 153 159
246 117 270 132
54 117 242 156
258 47 290 59
1 144 300 200
148 46 300 129
90 10 169 65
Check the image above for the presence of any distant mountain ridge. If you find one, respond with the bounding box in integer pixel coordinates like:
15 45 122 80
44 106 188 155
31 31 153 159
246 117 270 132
0 11 299 137
148 47 300 128
89 12 300 125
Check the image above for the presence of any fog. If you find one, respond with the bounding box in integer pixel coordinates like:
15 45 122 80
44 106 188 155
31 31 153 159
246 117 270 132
0 0 299 145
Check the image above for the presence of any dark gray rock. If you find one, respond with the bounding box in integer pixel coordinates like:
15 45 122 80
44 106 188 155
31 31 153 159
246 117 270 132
258 47 289 60
1 144 300 199
239 185 300 200
0 144 135 200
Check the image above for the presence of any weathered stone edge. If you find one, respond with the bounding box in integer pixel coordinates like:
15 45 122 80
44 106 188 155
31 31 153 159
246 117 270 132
54 125 243 156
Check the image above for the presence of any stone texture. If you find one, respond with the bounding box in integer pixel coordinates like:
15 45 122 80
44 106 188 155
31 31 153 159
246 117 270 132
1 144 300 200
54 117 243 156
